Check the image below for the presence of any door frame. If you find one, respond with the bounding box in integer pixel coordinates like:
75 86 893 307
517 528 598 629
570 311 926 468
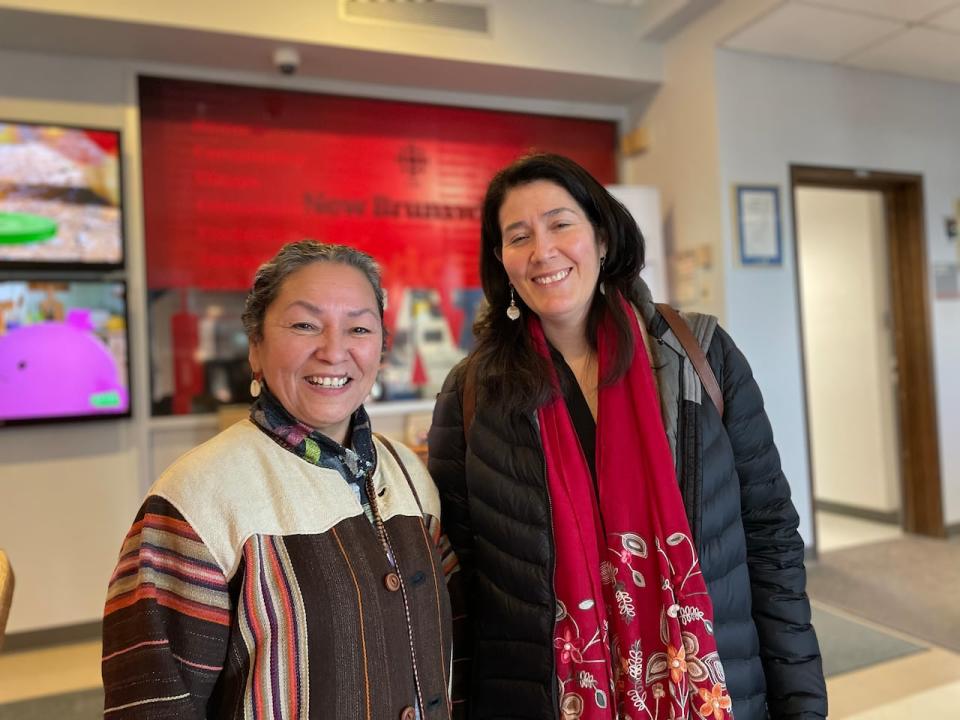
790 165 945 538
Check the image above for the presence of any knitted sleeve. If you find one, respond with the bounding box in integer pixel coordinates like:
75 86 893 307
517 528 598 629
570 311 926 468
102 495 231 718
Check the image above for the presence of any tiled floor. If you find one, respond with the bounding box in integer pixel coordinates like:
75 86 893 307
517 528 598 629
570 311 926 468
816 510 903 553
827 647 960 718
0 640 99 703
814 513 959 717
0 514 955 718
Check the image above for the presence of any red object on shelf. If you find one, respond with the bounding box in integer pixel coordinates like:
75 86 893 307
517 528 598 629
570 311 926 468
171 309 201 415
412 352 428 388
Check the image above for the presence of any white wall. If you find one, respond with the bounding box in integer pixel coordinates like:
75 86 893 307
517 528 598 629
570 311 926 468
716 49 960 530
624 0 779 319
796 188 900 514
622 0 825 546
606 186 668 303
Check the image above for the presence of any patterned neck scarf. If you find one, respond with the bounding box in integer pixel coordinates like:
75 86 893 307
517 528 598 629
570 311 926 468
249 386 376 518
531 294 732 720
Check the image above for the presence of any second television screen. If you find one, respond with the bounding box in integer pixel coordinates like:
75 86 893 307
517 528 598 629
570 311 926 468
0 279 130 425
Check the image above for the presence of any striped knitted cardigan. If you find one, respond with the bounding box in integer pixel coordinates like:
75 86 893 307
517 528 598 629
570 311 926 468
102 418 458 720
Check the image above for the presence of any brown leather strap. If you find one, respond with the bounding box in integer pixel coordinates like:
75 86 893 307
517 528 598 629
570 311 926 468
374 432 424 516
462 358 477 439
655 303 724 417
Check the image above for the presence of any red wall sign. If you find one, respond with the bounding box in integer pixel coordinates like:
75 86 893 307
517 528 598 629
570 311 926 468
139 76 617 404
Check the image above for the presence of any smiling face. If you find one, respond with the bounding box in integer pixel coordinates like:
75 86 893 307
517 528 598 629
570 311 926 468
498 180 605 336
248 261 383 445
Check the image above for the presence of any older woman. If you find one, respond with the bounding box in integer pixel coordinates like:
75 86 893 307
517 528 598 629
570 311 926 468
429 154 826 720
103 241 455 720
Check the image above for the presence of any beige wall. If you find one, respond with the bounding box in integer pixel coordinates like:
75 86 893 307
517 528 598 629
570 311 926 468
624 0 778 320
0 51 146 634
0 424 142 631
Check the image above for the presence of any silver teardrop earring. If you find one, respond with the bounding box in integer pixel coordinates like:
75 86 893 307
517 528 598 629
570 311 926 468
506 285 521 321
249 373 262 398
599 255 607 295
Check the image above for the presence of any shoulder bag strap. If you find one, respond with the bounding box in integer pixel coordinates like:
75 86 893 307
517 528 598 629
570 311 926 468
655 303 724 417
373 432 424 516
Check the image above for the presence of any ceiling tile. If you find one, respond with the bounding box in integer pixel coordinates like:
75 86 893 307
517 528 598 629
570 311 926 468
928 4 960 31
724 3 901 63
846 26 960 84
801 0 958 23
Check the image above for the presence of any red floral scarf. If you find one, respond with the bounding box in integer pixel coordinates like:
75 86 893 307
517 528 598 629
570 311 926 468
531 297 733 720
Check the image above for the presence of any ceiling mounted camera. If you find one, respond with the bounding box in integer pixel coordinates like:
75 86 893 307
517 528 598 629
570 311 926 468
273 47 300 76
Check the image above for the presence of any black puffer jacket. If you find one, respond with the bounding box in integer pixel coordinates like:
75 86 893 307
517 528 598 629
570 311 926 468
428 293 827 720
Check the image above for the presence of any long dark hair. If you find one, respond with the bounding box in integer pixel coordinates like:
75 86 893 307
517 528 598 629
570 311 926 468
472 153 647 413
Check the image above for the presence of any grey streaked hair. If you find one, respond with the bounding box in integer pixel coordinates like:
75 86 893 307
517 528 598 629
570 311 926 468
242 240 386 347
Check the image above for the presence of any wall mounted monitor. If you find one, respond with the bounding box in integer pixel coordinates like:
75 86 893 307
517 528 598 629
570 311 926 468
0 279 131 426
0 120 124 269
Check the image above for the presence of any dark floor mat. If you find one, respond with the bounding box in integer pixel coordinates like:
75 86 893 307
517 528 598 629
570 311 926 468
807 535 960 653
812 604 925 677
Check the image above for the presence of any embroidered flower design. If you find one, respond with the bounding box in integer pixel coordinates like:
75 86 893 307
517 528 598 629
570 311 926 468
677 605 705 624
698 683 733 720
682 631 709 683
600 561 618 585
667 644 687 683
615 586 636 621
554 627 585 664
618 531 648 558
560 692 584 720
652 683 665 699
627 688 646 711
626 640 643 681
615 651 633 696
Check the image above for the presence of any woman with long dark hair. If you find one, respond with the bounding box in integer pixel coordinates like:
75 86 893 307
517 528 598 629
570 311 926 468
429 154 826 720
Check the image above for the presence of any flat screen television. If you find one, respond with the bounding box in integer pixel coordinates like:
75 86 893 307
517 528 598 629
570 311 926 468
0 120 124 268
0 279 131 426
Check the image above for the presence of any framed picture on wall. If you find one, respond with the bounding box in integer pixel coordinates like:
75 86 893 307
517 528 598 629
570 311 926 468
735 184 782 266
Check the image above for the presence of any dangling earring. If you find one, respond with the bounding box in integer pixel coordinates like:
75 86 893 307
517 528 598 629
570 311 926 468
249 372 262 398
506 285 521 321
599 255 607 295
